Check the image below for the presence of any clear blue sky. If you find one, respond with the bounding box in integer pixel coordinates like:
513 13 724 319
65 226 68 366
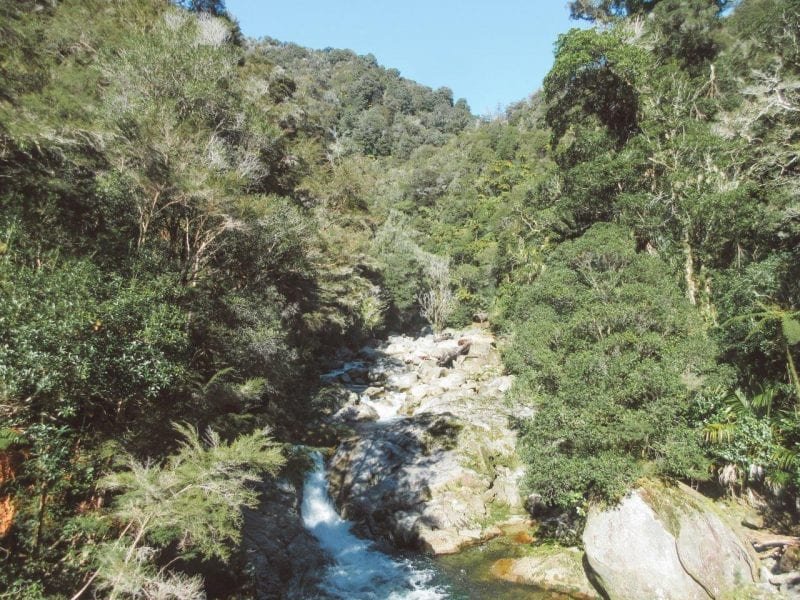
225 1 580 116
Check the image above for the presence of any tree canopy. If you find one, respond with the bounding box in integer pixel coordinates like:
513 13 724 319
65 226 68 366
1 0 800 595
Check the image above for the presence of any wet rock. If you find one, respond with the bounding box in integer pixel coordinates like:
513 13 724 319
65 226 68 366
358 346 379 360
327 413 510 554
490 549 600 599
243 479 326 599
330 402 379 423
347 367 369 384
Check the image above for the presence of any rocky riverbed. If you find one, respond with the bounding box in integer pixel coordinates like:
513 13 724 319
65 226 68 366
246 325 800 599
322 325 532 555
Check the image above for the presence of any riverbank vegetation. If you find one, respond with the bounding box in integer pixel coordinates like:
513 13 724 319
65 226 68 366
1 0 798 596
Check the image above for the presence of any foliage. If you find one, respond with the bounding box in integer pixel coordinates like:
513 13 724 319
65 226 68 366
94 423 284 597
568 0 732 22
417 255 456 333
501 0 800 513
252 39 474 159
544 27 650 145
503 223 724 507
0 0 404 593
2 0 800 587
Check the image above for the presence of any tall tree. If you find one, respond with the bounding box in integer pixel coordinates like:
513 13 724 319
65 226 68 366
568 0 732 22
176 0 226 15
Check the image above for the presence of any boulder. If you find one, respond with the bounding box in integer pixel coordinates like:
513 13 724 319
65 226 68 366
438 372 466 391
742 512 765 530
583 481 759 600
417 360 446 384
362 386 384 398
326 326 523 556
490 549 600 599
330 402 379 423
387 371 418 391
409 383 436 400
418 526 484 555
780 545 800 573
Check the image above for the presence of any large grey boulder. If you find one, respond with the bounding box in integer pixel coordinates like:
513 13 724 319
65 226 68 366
583 481 759 600
327 414 489 551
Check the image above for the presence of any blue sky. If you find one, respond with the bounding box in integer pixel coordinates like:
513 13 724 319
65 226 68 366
225 1 580 116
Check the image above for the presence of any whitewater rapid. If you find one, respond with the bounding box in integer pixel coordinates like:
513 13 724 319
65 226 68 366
300 452 449 599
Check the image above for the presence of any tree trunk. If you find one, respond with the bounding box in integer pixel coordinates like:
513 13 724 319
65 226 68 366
786 344 800 403
683 229 698 306
33 484 48 555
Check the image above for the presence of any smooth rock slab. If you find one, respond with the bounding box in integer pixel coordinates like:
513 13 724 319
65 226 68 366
490 550 600 599
583 482 758 600
676 503 758 597
327 413 512 554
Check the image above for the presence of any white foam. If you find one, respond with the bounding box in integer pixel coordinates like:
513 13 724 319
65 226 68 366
360 391 406 421
301 453 449 599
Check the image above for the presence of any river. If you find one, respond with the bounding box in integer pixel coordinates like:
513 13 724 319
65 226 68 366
297 331 567 599
301 451 449 599
300 451 570 599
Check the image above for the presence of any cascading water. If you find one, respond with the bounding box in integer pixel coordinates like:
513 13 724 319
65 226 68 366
301 452 450 599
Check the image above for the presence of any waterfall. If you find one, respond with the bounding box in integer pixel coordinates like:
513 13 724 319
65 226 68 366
301 452 449 599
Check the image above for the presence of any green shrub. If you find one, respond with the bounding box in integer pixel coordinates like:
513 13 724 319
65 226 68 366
504 223 725 508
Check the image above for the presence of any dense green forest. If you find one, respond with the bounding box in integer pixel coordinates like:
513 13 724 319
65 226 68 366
0 0 798 596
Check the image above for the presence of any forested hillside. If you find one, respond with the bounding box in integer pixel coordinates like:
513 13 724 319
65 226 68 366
1 0 799 597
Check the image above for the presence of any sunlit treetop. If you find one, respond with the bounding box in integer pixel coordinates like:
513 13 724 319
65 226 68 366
568 0 735 21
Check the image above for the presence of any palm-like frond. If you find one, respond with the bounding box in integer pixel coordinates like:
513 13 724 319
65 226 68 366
773 445 800 471
704 421 737 444
723 301 800 400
